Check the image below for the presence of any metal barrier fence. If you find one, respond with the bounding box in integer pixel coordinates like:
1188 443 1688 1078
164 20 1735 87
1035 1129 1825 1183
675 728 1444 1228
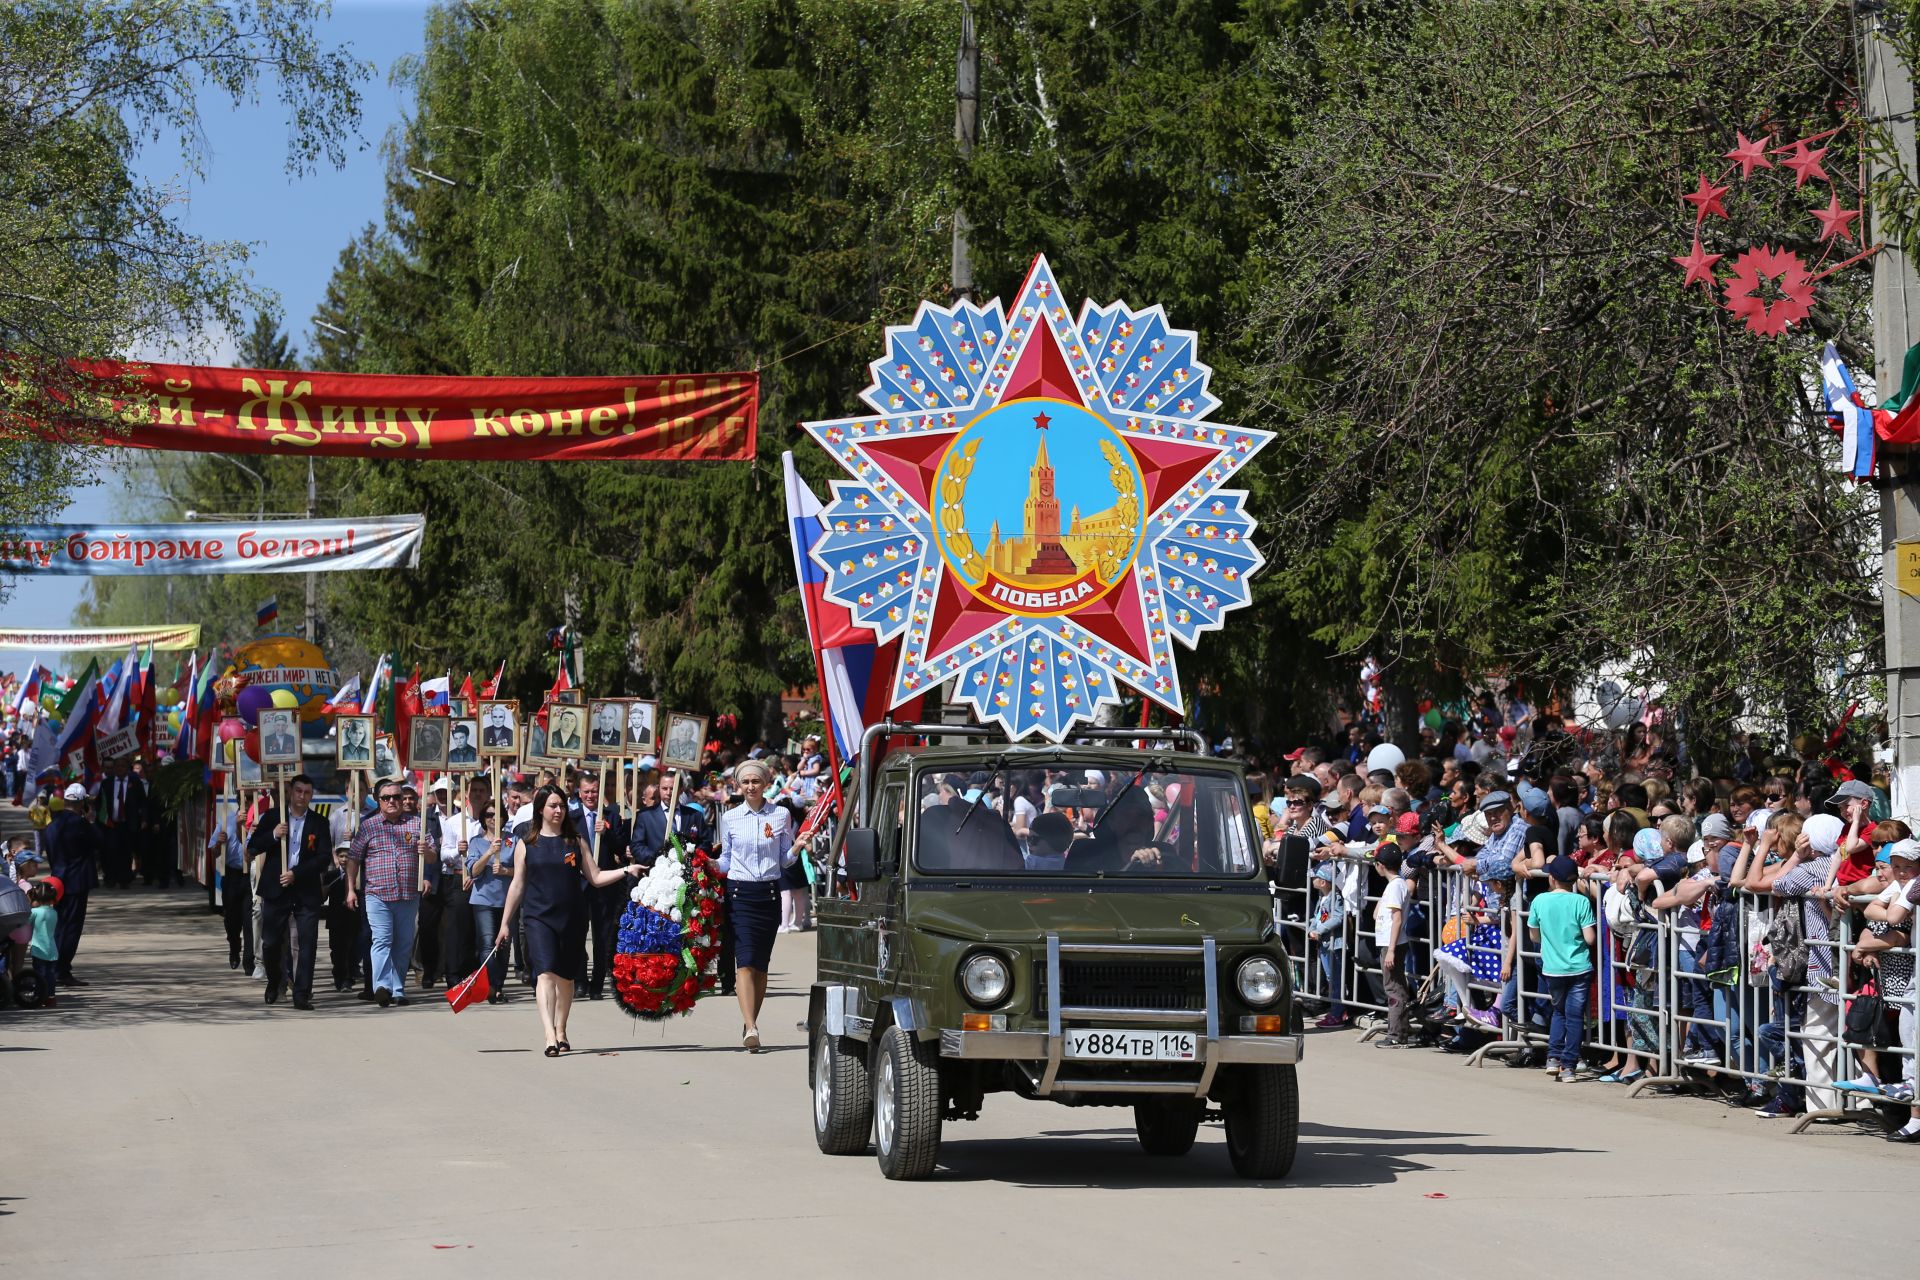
1276 854 1918 1135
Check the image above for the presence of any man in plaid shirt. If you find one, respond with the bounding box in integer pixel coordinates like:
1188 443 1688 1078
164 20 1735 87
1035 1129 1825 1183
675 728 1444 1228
348 777 431 1007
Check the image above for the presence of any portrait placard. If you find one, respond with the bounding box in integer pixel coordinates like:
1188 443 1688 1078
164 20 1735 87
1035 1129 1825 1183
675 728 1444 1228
587 699 627 755
547 703 588 760
446 717 480 768
407 715 450 772
660 712 707 771
336 715 376 770
477 700 520 757
257 709 302 766
624 699 658 756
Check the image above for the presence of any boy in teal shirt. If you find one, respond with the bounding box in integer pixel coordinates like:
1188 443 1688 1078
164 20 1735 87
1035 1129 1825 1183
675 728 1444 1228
27 881 58 1007
1527 855 1596 1082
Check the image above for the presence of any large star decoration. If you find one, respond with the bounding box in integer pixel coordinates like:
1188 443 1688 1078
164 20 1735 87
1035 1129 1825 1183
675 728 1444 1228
1723 131 1773 179
1810 192 1861 243
1681 175 1730 221
1671 238 1723 291
799 254 1275 741
1779 139 1830 188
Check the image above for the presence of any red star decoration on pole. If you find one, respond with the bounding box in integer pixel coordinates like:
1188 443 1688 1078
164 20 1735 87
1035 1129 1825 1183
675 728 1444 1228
1681 175 1730 221
1778 139 1830 188
1671 238 1723 291
1810 192 1862 243
1723 131 1773 179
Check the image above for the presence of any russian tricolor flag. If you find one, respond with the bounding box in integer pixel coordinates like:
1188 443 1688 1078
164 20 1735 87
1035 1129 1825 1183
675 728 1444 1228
1821 343 1876 481
256 597 279 627
783 452 917 764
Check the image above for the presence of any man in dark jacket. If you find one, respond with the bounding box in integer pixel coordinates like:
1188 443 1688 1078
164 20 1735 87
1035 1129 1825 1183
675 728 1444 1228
44 784 99 986
247 775 331 1008
575 772 630 1000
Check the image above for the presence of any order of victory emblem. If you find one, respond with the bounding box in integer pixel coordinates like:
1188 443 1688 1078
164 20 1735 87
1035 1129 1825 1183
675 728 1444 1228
800 255 1274 741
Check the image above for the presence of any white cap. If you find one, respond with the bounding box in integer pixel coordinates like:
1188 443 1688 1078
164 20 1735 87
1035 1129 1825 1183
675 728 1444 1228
1888 838 1920 863
1685 840 1706 865
63 782 86 802
428 775 453 794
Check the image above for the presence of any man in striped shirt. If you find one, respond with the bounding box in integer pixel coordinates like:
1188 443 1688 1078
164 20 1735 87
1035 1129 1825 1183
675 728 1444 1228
347 778 429 1008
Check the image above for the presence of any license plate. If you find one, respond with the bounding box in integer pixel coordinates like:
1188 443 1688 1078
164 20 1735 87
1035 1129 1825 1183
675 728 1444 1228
1063 1029 1197 1061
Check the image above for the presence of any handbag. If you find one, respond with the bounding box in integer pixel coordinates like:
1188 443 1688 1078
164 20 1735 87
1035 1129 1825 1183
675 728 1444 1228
1844 981 1892 1048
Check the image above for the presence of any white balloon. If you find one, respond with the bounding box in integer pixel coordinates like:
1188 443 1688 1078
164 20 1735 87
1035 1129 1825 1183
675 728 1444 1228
1366 743 1406 774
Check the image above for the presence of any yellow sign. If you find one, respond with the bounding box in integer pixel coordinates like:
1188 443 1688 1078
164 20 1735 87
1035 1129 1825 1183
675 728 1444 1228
1899 541 1920 597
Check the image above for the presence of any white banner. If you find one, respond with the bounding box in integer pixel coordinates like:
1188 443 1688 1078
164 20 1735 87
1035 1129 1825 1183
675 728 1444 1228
0 516 425 575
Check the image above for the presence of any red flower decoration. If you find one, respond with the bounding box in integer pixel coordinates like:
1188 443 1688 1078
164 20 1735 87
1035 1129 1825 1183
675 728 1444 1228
1720 246 1814 336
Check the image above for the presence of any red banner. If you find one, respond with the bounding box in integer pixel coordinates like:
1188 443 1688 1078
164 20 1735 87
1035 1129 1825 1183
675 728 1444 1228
64 361 757 462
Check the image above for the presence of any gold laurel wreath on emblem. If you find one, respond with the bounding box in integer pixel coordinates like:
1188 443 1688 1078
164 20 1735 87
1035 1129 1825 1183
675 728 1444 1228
938 437 987 580
1089 438 1141 584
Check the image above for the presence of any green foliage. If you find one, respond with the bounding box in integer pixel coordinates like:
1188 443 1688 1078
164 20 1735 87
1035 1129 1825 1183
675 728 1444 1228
1245 1 1878 735
0 0 366 604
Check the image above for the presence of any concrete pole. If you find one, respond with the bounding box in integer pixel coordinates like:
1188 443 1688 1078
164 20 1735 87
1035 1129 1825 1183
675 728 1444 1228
1866 21 1920 810
952 2 978 303
304 457 318 644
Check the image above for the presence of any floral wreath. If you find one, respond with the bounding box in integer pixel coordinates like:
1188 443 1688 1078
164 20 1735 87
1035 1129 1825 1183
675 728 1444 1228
611 836 724 1020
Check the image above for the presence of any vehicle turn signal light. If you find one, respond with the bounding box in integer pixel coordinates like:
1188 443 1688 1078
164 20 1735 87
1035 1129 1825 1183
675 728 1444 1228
1238 1015 1285 1034
961 1013 995 1031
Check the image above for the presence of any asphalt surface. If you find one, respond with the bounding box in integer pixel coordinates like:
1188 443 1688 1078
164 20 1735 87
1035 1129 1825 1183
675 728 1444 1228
3 888 1908 1277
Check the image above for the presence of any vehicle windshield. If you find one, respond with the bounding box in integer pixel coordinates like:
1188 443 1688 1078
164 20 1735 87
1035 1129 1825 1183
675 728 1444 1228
910 763 1260 877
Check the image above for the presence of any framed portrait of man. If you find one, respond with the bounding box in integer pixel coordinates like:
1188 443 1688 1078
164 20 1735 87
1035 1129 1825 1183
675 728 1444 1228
407 715 450 772
587 699 626 754
258 709 302 767
660 712 707 772
478 700 520 757
548 703 588 760
554 687 583 705
447 718 480 768
336 715 376 770
624 699 658 755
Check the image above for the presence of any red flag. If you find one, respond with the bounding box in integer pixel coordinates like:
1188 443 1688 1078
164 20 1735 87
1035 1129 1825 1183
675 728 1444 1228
458 671 478 710
445 962 491 1013
534 652 571 730
480 660 506 699
395 666 423 767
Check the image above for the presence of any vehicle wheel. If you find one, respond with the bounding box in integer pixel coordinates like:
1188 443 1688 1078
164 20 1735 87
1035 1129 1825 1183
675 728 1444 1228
1223 1065 1298 1179
873 1025 944 1180
1133 1098 1203 1156
812 1023 873 1156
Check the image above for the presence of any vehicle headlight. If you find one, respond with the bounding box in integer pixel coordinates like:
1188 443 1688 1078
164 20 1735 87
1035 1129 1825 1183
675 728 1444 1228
959 952 1011 1006
1236 955 1282 1007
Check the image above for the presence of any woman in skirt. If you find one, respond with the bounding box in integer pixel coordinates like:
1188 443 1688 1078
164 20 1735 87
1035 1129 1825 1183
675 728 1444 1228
718 759 794 1051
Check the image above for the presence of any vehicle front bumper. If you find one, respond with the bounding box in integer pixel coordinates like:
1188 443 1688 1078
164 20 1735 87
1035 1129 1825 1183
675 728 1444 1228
939 1028 1303 1067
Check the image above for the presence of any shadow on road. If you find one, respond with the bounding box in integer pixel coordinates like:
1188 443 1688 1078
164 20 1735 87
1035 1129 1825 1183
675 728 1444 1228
932 1120 1598 1188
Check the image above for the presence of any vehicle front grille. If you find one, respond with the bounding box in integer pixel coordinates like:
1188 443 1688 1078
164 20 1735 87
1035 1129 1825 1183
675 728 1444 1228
1036 957 1207 1013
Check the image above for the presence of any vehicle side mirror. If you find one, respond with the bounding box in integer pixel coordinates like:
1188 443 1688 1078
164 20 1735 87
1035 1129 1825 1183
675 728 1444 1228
844 827 882 881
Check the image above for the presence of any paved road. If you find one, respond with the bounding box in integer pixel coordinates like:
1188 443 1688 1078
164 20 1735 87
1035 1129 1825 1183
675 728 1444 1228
3 890 1908 1277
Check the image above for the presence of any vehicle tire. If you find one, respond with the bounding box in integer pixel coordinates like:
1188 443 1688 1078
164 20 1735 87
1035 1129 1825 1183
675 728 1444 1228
1223 1065 1298 1179
873 1024 944 1180
812 1022 873 1156
1133 1098 1203 1156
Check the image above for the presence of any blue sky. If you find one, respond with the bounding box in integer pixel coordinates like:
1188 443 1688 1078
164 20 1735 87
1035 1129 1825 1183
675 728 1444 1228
6 1 429 661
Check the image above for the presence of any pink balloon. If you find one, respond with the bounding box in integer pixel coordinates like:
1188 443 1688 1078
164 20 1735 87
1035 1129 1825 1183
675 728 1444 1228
1164 782 1182 806
217 717 246 743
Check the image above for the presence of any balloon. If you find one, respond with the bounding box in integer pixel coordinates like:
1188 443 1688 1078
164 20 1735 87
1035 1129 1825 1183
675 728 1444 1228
1165 782 1183 806
242 727 261 763
269 688 301 709
157 686 180 705
1422 708 1444 731
1596 680 1641 731
217 716 246 743
165 710 181 732
231 636 339 737
1366 743 1406 775
236 684 274 726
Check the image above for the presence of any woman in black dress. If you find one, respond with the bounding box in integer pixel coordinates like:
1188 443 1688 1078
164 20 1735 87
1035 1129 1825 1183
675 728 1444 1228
496 784 640 1055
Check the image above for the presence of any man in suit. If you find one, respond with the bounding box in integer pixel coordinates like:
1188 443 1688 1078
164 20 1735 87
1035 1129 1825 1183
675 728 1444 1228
448 723 478 766
247 774 330 1008
93 758 145 890
589 704 623 750
551 708 583 754
44 783 100 986
573 772 630 1000
482 707 512 748
263 720 298 761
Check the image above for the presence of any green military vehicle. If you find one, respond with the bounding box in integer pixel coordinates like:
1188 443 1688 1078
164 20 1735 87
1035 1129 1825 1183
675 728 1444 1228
805 723 1302 1181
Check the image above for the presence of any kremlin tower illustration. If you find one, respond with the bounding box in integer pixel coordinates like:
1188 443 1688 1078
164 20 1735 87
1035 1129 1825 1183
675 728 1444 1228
981 411 1132 582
